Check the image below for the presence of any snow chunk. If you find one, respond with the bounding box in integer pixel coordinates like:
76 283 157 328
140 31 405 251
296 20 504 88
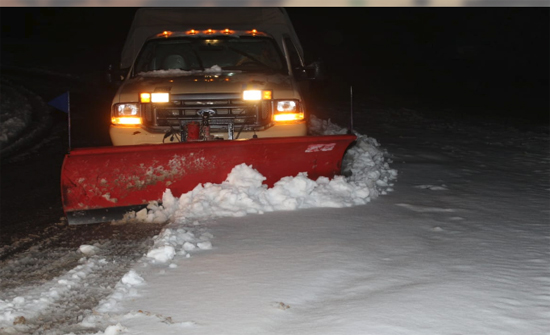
12 297 25 307
103 323 127 335
183 242 196 251
135 208 148 221
147 246 176 263
225 163 266 188
79 244 99 256
121 270 145 286
197 241 212 250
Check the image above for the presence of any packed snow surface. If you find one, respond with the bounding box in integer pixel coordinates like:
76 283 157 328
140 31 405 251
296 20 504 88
1 106 548 335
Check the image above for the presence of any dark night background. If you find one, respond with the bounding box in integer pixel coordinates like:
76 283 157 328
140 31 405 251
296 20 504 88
1 7 548 124
1 8 550 333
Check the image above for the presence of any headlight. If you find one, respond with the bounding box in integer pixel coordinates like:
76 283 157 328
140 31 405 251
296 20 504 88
140 92 170 103
243 90 272 101
112 103 142 125
276 101 297 112
243 90 261 101
273 113 304 122
273 100 304 122
140 93 151 103
152 92 169 103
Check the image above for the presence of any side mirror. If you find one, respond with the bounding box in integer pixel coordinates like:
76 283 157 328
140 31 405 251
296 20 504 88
106 65 129 87
305 60 324 81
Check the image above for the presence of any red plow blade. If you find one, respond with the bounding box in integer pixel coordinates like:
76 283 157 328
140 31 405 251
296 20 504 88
61 134 356 224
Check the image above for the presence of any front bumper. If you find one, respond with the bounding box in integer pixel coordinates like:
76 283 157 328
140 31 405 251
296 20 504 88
109 121 307 146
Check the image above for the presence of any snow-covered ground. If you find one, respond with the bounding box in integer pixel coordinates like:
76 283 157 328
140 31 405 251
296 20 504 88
0 99 548 334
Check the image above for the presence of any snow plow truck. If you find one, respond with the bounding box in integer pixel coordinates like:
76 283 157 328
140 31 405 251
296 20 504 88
61 8 356 224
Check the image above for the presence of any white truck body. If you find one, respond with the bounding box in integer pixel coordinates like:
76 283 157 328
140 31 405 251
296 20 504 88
110 8 315 146
120 8 303 70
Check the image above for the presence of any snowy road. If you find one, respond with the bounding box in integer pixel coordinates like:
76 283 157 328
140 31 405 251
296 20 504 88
1 97 548 334
98 106 548 335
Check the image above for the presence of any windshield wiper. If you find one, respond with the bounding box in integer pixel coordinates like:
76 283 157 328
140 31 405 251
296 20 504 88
191 48 205 71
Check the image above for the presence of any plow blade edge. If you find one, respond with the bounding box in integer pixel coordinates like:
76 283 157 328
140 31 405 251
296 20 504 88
61 134 356 224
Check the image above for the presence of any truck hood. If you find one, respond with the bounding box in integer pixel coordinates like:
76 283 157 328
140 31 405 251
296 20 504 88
115 71 300 103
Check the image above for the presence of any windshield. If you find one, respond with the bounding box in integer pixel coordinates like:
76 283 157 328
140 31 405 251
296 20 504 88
133 36 286 75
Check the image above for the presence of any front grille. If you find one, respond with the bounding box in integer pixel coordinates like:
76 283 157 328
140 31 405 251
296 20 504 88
146 94 270 129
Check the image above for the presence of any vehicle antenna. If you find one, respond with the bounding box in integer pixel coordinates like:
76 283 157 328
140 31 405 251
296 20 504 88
67 92 71 152
349 85 354 134
48 91 71 152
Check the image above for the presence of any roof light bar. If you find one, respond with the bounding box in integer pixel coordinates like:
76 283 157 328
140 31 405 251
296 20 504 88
157 31 173 38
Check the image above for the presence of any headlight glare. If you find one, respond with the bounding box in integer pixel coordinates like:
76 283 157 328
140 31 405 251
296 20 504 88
111 117 142 125
115 103 139 116
112 103 142 125
273 113 304 122
140 93 151 103
273 100 303 122
243 90 262 101
152 92 170 103
276 101 297 112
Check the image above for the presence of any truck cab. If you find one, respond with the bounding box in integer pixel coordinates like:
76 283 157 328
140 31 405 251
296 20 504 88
110 8 318 146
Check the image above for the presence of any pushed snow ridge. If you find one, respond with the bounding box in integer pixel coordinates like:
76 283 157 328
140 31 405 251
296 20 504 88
124 115 397 225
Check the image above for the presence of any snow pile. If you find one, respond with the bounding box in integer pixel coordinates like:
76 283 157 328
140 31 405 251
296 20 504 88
139 65 238 77
91 270 145 314
145 226 214 264
309 116 397 198
128 116 396 225
0 80 32 145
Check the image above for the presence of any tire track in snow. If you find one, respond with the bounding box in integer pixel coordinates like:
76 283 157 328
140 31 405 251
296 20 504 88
0 222 165 335
0 223 66 263
0 224 81 291
21 239 150 334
